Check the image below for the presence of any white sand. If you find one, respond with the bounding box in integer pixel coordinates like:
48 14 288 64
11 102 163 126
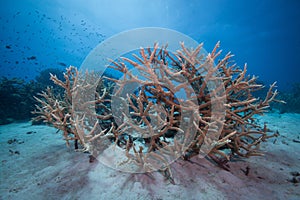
0 112 300 200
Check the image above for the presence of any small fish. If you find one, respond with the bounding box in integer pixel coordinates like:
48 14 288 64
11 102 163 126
5 45 11 49
27 56 37 60
57 62 67 67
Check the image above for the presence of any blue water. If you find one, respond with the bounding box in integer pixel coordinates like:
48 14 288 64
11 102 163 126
1 1 300 199
1 0 299 90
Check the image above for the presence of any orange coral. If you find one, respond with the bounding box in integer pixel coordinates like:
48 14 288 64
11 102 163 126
33 42 282 181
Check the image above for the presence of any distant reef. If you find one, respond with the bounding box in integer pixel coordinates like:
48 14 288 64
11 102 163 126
271 83 300 114
0 68 64 125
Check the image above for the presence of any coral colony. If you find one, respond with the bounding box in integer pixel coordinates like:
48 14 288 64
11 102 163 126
32 42 282 182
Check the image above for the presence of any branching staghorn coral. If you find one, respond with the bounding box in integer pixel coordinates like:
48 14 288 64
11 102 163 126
32 67 112 150
33 42 282 182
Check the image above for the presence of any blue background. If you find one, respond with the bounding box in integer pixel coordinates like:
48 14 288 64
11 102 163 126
1 0 299 90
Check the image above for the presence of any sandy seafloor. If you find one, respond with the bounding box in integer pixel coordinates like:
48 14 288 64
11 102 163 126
0 111 299 200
